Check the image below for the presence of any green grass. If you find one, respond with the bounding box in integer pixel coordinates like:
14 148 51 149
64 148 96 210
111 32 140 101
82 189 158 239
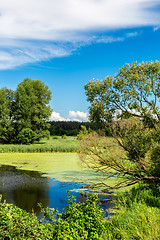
105 184 160 239
0 136 79 153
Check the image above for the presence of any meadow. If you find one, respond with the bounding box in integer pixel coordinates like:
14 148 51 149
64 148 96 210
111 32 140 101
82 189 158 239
0 136 78 153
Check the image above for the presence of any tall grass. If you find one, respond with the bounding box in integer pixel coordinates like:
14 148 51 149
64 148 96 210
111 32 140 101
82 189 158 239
0 136 78 153
105 184 160 239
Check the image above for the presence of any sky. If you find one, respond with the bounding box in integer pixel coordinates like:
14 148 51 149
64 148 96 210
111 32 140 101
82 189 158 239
0 0 160 122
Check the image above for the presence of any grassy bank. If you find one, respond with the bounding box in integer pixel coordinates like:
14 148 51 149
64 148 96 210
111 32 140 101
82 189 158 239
106 184 160 239
0 184 159 239
0 136 78 153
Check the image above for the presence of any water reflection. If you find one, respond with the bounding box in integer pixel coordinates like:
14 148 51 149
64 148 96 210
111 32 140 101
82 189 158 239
0 165 85 215
0 165 113 217
0 165 50 214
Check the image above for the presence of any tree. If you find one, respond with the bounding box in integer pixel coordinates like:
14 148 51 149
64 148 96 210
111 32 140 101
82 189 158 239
81 61 160 190
0 79 52 144
0 88 15 143
14 78 52 142
85 61 160 127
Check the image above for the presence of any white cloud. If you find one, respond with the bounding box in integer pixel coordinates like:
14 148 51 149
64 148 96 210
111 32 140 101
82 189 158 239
0 0 159 69
0 0 159 40
50 110 89 122
50 111 70 121
69 111 89 121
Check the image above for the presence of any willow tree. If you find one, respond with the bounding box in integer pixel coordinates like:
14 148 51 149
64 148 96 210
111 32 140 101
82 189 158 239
81 61 160 190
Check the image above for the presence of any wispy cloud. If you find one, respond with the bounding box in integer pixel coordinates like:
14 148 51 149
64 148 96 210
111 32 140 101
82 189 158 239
0 40 73 69
153 26 160 31
95 36 124 43
0 0 159 69
50 110 89 122
126 32 138 38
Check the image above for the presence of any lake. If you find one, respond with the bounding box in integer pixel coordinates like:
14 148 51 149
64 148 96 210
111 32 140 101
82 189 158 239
0 153 114 217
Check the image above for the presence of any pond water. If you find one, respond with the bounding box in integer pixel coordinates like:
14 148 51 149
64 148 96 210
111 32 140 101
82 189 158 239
0 164 113 217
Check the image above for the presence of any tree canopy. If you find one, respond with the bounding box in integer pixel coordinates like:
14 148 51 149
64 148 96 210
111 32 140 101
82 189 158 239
0 78 52 144
85 61 160 126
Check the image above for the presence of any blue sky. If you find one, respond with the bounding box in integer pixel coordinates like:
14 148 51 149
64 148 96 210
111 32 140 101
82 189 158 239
0 0 160 121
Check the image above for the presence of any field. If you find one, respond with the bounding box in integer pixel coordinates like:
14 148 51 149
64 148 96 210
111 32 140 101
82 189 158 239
0 136 78 153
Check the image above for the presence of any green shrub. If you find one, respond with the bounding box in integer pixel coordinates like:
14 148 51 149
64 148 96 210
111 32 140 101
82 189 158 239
77 125 92 140
52 136 59 139
61 134 67 139
0 186 159 239
150 144 160 179
0 194 107 240
16 128 36 144
0 203 52 239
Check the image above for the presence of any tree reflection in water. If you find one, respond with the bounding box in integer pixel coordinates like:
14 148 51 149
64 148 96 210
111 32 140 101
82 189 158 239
0 165 50 214
0 165 85 215
0 165 112 217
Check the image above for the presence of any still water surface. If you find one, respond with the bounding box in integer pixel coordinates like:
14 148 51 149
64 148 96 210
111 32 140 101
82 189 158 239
0 165 113 217
0 165 86 214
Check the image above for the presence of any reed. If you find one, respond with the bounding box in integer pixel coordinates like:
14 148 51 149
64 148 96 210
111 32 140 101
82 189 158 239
0 136 78 153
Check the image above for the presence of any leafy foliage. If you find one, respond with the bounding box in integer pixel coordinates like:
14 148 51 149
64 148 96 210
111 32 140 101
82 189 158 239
16 128 36 144
0 186 159 239
0 88 15 143
77 125 92 140
14 78 52 142
0 194 106 240
85 61 160 124
0 79 52 144
61 134 67 139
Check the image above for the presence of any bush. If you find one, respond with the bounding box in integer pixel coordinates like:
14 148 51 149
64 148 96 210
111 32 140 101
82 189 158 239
0 186 159 239
52 136 59 139
0 195 107 240
16 128 36 144
77 125 92 140
61 134 67 139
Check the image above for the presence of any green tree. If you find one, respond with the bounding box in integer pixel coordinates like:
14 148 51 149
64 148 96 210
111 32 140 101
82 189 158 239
0 88 15 143
14 78 52 142
85 61 160 126
82 61 160 190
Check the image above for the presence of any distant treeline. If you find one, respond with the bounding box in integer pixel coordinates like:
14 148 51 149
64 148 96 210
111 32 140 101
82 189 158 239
49 121 97 136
